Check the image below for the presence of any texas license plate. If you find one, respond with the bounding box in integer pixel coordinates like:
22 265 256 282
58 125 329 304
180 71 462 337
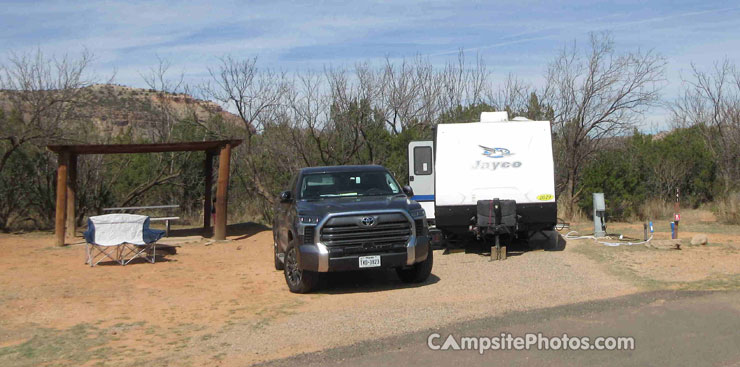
358 255 381 268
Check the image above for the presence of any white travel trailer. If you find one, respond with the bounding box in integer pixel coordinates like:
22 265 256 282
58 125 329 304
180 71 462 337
408 112 557 247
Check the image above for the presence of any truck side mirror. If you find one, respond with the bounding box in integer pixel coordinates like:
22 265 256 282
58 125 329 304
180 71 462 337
280 191 292 203
402 185 414 198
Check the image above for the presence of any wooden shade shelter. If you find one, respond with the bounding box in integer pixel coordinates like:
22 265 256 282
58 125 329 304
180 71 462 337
47 140 242 246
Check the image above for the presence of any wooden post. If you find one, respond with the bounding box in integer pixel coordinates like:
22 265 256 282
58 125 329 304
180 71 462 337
54 152 69 246
214 143 231 240
66 154 77 241
203 151 214 230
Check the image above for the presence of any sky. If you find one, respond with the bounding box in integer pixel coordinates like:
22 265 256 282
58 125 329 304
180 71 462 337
2 0 740 130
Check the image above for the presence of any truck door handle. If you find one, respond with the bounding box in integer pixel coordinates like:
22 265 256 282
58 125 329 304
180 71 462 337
409 176 414 181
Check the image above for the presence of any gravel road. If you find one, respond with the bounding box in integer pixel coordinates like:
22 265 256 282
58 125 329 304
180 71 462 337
203 235 640 365
261 290 740 367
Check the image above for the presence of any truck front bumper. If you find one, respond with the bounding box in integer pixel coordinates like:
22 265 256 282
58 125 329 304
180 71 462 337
298 235 429 272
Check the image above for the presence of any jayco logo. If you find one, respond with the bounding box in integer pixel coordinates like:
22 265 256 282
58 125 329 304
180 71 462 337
473 160 522 170
479 145 512 158
474 145 521 170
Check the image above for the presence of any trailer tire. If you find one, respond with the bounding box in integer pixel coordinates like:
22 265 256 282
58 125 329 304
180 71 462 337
543 230 566 251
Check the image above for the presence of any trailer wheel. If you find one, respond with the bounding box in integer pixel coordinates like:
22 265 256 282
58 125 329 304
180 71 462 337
542 230 566 251
525 230 565 251
442 231 463 248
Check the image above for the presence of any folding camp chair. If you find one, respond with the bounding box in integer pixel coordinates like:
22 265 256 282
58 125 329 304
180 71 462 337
83 214 165 267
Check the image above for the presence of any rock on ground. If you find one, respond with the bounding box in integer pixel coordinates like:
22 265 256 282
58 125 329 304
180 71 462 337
690 234 708 246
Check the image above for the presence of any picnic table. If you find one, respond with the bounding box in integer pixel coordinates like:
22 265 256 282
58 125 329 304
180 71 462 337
102 205 180 237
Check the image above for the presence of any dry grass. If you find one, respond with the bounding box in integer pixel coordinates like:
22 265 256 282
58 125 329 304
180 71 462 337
714 193 740 225
636 198 674 221
557 198 588 222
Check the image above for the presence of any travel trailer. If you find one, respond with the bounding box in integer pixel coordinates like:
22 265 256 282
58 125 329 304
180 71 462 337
408 112 557 250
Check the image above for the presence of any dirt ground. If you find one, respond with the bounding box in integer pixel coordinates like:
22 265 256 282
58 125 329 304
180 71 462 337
0 210 738 366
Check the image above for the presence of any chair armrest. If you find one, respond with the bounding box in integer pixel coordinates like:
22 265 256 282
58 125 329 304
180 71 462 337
143 229 166 244
83 219 95 244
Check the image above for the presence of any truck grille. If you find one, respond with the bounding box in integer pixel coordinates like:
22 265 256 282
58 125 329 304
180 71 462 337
320 213 412 256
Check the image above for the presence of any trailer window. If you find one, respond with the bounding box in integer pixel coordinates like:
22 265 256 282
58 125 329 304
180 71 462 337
413 146 433 175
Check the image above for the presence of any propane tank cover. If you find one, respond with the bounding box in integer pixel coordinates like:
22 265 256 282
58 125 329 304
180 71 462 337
480 111 509 123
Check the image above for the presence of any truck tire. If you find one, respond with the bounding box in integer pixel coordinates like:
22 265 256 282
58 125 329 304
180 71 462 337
274 241 284 271
396 245 433 283
284 244 319 293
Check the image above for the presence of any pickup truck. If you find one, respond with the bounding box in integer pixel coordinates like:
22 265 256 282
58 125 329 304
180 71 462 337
272 165 432 293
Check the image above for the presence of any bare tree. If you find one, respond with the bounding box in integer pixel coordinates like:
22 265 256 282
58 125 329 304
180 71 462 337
543 32 665 217
671 59 740 195
325 67 369 164
287 71 327 166
140 56 186 142
204 56 288 205
380 58 419 134
485 73 532 115
0 48 94 174
440 51 490 112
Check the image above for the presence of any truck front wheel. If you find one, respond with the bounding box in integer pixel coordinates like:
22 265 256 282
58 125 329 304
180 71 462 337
284 245 319 293
396 246 433 283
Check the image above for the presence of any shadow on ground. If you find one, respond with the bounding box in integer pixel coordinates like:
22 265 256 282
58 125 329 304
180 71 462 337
442 231 567 258
88 255 176 267
307 232 566 294
168 222 269 239
317 270 441 294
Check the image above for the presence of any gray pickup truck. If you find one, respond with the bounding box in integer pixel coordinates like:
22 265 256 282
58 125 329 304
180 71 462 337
272 165 432 293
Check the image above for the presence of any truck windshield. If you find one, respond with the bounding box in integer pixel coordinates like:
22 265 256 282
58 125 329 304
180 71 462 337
299 171 402 199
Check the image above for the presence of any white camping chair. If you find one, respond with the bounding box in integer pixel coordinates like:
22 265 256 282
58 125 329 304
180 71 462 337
83 214 165 267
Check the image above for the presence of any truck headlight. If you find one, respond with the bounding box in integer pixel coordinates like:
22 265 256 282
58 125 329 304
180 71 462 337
298 216 319 224
409 208 426 218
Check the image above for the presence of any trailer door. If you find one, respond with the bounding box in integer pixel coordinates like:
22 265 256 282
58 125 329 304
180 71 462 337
408 141 435 220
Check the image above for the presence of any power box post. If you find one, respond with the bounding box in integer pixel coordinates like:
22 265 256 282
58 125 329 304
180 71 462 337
643 223 648 241
593 193 606 237
673 188 680 239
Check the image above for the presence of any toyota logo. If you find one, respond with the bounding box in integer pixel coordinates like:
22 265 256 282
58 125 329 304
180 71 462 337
359 216 377 227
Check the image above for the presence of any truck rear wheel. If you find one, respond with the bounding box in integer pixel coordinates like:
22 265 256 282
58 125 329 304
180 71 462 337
284 245 318 293
274 242 284 271
396 246 433 283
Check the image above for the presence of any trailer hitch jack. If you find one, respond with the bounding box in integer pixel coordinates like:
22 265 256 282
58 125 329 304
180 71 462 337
490 234 507 261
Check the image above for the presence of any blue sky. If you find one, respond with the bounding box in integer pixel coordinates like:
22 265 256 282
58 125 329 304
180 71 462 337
2 0 740 128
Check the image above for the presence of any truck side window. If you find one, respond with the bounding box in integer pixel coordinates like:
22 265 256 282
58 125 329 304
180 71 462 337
413 146 432 175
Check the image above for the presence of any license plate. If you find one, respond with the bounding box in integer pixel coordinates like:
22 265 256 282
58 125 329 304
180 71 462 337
358 255 381 268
